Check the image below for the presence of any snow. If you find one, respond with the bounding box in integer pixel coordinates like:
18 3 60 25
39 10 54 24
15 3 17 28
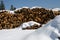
30 6 42 9
51 15 60 33
22 6 29 8
24 33 52 40
0 29 35 40
0 10 5 12
24 15 60 40
0 10 15 14
9 11 15 14
19 21 41 30
0 10 9 12
24 24 58 40
52 8 60 11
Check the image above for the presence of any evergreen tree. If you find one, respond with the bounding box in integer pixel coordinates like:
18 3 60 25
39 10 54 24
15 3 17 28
0 1 5 10
10 5 16 10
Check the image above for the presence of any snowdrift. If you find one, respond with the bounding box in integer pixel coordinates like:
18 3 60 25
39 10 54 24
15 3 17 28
0 29 35 40
24 15 60 40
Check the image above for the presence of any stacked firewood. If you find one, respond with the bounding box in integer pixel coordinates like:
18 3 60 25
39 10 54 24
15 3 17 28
0 7 60 29
14 8 55 24
0 13 24 29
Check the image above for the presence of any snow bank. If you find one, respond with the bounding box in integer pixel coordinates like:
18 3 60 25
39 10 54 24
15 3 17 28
24 15 60 40
51 15 60 33
24 24 59 40
0 29 35 40
24 33 52 40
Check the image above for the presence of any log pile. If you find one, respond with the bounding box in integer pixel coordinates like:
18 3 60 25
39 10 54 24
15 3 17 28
0 13 23 29
14 8 55 24
0 7 60 30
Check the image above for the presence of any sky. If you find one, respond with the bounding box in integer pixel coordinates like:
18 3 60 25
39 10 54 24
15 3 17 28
0 0 60 10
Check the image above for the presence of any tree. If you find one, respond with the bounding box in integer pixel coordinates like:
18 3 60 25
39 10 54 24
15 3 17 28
0 1 5 10
10 5 16 10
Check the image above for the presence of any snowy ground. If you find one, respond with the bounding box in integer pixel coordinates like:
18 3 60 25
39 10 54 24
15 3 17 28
24 15 60 40
0 15 60 40
0 29 35 40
